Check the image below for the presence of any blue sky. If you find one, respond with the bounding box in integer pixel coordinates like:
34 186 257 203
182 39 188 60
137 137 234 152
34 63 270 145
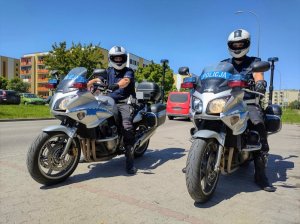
0 0 299 90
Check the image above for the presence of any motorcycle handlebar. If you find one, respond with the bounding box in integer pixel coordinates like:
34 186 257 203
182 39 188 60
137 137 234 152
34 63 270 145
91 82 112 94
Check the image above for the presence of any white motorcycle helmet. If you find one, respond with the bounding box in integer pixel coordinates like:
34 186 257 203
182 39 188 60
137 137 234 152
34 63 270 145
227 29 251 58
108 46 128 70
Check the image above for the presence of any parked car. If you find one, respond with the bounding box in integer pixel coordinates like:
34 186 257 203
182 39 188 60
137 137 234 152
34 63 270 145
43 96 52 105
166 91 191 120
0 89 21 105
20 93 46 105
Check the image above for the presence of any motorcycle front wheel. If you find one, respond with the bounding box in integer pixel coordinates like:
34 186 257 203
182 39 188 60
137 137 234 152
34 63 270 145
26 132 80 186
185 138 220 203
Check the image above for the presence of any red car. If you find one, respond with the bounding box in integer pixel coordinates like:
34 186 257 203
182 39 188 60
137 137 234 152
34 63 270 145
166 91 190 120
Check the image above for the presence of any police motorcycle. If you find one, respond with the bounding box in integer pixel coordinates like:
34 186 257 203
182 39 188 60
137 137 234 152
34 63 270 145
26 67 166 186
179 59 282 203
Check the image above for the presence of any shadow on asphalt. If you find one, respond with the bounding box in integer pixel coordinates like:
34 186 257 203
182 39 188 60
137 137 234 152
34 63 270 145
194 153 297 208
41 147 185 189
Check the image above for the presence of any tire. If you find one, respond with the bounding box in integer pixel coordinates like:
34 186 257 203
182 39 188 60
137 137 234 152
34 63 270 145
168 116 174 120
185 138 220 203
134 139 150 158
26 132 81 186
134 123 150 158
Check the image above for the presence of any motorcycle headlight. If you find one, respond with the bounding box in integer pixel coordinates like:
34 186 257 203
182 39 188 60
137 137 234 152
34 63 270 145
59 97 72 110
207 97 228 114
53 96 74 111
192 97 203 113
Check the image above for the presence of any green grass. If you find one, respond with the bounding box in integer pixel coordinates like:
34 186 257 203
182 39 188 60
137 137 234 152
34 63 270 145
281 108 300 124
1 104 299 124
0 104 53 119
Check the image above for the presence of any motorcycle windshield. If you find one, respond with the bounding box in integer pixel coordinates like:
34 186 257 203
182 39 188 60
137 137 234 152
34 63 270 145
56 67 88 93
196 62 234 94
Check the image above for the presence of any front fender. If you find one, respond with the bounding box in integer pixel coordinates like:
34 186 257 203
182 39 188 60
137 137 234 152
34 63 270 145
193 130 225 146
42 125 77 138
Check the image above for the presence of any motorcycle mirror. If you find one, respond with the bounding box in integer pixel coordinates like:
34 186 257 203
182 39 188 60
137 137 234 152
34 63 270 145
251 61 270 73
268 57 279 62
178 67 190 76
50 70 59 76
46 79 59 89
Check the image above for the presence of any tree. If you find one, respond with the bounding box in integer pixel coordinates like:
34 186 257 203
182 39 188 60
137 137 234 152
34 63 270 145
44 41 105 77
135 63 174 100
7 78 30 92
289 100 300 109
0 76 8 89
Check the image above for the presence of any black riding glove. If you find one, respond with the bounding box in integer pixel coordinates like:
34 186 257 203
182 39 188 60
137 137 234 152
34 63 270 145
108 84 119 91
255 80 267 94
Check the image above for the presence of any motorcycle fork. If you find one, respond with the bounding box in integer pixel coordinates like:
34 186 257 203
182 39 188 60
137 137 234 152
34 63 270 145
59 127 78 159
214 130 226 172
214 144 223 172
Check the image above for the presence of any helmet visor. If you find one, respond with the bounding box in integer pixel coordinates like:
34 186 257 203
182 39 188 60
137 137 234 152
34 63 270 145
109 54 127 65
228 40 250 51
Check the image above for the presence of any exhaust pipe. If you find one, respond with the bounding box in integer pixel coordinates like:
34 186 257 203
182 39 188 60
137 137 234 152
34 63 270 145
134 127 156 149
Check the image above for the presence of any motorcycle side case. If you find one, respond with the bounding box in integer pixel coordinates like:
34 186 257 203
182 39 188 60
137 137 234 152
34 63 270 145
264 104 282 133
151 103 166 126
265 104 282 116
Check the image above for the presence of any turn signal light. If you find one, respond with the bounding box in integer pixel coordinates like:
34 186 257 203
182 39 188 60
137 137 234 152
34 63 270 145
181 82 194 89
73 82 87 89
46 83 57 89
228 80 248 88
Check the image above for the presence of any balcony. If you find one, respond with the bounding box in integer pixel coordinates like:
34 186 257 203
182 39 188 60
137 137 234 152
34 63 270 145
37 78 48 83
21 61 32 66
20 70 32 75
37 87 49 92
37 69 49 74
37 60 45 65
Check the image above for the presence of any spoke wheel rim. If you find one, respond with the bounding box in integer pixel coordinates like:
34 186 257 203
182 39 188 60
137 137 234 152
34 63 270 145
38 134 79 180
134 125 148 154
199 141 219 195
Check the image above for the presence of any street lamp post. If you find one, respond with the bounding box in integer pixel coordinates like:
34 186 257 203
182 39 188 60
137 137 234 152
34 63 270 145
160 59 169 103
235 10 261 58
268 57 279 105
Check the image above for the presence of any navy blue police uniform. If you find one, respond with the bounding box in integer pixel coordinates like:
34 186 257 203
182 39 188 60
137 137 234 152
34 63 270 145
222 56 273 190
106 67 136 146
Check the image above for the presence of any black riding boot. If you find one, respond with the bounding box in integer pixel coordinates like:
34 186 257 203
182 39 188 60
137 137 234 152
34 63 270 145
125 146 137 175
253 151 276 192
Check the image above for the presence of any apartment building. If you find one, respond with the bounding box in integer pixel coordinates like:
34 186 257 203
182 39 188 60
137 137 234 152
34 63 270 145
20 52 49 98
0 56 20 80
19 48 152 97
264 89 300 106
127 53 152 71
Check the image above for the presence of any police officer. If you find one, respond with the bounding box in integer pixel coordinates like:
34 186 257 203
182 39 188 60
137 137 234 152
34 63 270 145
222 29 276 192
88 46 137 175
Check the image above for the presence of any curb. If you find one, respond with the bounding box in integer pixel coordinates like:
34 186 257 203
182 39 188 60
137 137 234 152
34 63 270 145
0 118 56 122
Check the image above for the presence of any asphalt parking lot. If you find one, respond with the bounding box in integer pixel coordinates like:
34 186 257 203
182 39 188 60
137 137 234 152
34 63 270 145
0 119 299 224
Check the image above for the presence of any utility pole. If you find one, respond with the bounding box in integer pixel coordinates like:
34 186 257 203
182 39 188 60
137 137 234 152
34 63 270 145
160 59 169 103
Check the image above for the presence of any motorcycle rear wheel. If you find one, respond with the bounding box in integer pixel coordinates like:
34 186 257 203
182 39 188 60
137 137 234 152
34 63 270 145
134 139 150 158
185 138 220 203
134 123 150 157
26 132 80 186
